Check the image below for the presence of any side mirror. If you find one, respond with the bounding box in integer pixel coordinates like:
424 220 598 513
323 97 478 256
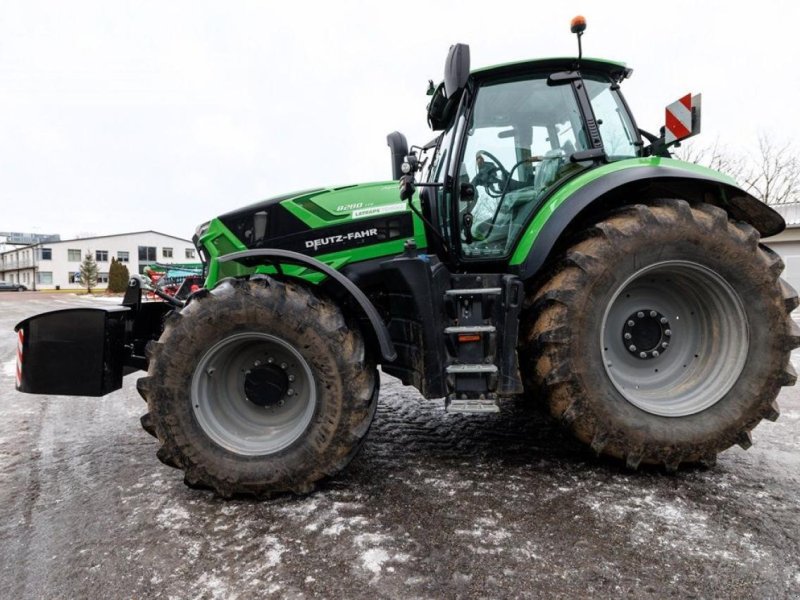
444 43 470 99
386 131 409 180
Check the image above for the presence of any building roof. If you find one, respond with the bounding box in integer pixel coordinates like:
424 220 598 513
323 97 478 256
769 203 800 227
1 230 191 252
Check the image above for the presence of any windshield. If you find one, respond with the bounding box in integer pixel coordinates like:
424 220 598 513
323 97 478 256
458 75 590 258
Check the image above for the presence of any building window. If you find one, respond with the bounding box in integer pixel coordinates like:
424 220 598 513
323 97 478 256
37 271 53 284
98 272 109 284
68 249 81 261
117 251 129 262
96 250 108 262
163 247 173 258
139 246 156 262
39 248 52 260
186 248 196 259
69 272 81 283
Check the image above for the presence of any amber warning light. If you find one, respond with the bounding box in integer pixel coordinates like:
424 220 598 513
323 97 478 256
570 15 587 34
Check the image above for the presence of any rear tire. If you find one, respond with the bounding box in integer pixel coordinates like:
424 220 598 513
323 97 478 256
137 276 378 497
521 200 800 469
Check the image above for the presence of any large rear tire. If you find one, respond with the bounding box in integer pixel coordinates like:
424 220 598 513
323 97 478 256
137 277 378 497
521 200 800 469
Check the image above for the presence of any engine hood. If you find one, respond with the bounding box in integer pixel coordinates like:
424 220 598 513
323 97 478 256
219 181 406 228
214 181 416 256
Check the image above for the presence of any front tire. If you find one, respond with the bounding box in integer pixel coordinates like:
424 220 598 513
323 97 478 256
137 277 378 497
521 200 800 469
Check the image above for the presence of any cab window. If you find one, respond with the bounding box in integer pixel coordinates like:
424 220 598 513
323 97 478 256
458 76 590 259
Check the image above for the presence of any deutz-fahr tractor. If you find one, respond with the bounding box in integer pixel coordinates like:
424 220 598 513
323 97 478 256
15 18 799 497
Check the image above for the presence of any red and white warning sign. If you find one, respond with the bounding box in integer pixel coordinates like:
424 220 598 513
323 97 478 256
665 93 702 144
15 329 24 389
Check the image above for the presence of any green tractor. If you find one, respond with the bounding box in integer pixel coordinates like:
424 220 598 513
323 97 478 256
15 18 798 497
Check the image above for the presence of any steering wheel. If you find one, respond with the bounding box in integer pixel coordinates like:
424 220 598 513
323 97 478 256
472 150 510 198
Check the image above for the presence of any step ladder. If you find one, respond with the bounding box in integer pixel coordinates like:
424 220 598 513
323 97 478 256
443 287 502 414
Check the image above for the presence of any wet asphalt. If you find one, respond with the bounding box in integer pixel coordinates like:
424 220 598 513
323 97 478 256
0 293 798 599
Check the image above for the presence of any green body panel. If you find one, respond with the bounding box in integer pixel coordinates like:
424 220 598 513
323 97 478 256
280 181 411 228
198 183 427 288
508 157 737 265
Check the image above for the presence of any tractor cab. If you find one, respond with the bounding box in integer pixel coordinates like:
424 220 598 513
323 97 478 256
422 53 641 265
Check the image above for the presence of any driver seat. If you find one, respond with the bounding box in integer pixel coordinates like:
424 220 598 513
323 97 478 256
533 149 566 191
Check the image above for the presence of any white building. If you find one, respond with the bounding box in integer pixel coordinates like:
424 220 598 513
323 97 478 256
0 230 197 291
764 203 800 294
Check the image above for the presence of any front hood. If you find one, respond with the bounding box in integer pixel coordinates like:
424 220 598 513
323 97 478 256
278 181 408 227
214 180 417 257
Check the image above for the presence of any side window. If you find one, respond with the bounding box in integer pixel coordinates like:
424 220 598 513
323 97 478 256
584 78 638 159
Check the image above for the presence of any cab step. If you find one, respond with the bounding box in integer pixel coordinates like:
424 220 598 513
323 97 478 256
445 397 500 414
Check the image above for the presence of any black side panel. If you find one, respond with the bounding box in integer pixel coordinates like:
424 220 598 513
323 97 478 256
512 166 786 280
15 307 129 397
380 255 450 398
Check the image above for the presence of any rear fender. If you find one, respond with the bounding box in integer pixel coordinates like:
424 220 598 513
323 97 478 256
510 161 785 280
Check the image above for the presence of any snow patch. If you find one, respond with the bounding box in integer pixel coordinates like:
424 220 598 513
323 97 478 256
156 506 191 529
3 359 16 378
262 537 286 568
190 572 232 600
360 548 390 574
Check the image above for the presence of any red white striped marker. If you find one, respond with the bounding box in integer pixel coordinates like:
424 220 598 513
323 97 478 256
665 93 702 144
15 329 24 389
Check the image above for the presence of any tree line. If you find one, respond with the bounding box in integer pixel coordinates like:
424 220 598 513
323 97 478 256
675 134 799 205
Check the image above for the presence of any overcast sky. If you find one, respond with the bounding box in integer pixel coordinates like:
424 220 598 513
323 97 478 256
2 1 798 241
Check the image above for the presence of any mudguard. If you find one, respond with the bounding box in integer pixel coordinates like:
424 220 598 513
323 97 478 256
510 159 785 280
218 248 398 362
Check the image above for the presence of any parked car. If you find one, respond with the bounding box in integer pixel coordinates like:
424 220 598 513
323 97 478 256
0 280 27 292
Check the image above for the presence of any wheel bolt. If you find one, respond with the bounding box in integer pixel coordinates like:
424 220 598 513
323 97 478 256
280 362 287 370
665 329 672 336
624 333 632 340
637 311 644 318
660 317 667 324
639 352 647 358
287 389 294 396
254 360 261 366
627 320 635 327
650 311 657 318
288 374 295 382
629 345 637 352
662 342 669 348
206 368 215 376
267 357 274 363
652 350 660 357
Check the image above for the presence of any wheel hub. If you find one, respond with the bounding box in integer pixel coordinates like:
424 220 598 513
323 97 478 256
191 332 316 456
244 364 289 407
622 309 672 359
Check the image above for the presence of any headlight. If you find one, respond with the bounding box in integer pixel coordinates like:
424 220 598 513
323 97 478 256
194 221 211 239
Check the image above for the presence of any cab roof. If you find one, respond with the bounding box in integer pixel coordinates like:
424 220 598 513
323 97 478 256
471 57 631 81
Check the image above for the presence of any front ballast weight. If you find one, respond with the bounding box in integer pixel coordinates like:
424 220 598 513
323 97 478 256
14 276 172 397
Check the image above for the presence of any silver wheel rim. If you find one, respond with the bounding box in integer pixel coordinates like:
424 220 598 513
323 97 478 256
191 332 316 455
601 260 749 417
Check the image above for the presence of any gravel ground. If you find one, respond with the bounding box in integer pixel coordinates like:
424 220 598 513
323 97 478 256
1 293 799 599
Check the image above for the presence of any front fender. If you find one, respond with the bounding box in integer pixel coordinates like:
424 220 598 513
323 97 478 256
218 248 397 362
509 157 784 280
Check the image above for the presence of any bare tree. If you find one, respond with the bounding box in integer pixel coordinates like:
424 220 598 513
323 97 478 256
673 137 749 183
739 134 800 205
675 134 800 205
